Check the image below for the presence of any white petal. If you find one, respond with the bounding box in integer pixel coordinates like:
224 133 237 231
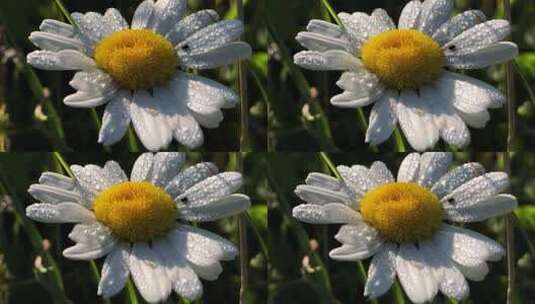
131 0 155 29
292 203 361 224
172 72 238 109
172 224 238 261
334 222 382 246
102 161 128 185
26 202 94 223
443 20 510 56
39 19 75 37
130 153 154 182
445 193 517 222
398 0 422 29
165 162 219 198
151 0 186 35
179 42 251 69
70 164 109 195
38 172 76 191
63 238 117 260
103 8 128 34
453 261 489 281
28 184 80 204
368 161 395 188
128 243 172 303
364 243 397 299
149 152 185 187
295 31 351 52
456 109 490 128
306 19 345 38
365 92 397 146
167 10 219 45
188 104 224 128
431 162 486 198
177 20 243 56
98 92 132 146
176 172 242 207
71 12 109 45
294 184 351 205
433 10 487 45
27 49 95 71
98 243 130 298
446 41 518 69
395 244 438 304
369 9 395 36
63 89 116 108
331 70 385 108
305 172 340 190
293 50 362 71
438 112 470 148
419 240 469 300
329 236 383 262
177 193 250 222
396 90 439 151
69 70 116 95
417 152 452 188
68 222 113 245
130 90 173 151
397 153 421 182
416 0 454 35
441 172 510 209
440 72 505 113
29 31 85 52
338 12 371 46
337 165 372 193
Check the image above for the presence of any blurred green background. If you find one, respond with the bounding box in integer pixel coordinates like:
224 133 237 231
0 152 268 303
267 0 535 152
0 0 267 152
267 152 535 303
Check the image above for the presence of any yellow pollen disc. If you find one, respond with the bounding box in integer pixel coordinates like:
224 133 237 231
94 29 178 90
361 29 445 90
93 181 177 243
360 182 442 244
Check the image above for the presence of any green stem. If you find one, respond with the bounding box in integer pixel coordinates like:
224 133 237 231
320 0 342 25
245 213 268 258
513 60 535 106
127 127 140 152
318 152 341 180
393 128 406 152
52 152 74 178
392 280 406 304
53 0 75 25
126 279 140 304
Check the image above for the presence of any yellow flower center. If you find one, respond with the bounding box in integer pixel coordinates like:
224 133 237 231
93 182 177 243
94 29 178 90
361 29 445 90
360 182 442 244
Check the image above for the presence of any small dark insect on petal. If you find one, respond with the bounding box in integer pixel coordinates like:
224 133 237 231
181 44 190 52
180 197 189 203
447 197 455 204
448 45 456 51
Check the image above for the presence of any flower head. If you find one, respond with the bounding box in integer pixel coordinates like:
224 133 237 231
26 152 250 303
27 0 252 151
294 0 518 151
292 152 517 303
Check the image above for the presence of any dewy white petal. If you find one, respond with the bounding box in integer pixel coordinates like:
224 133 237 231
187 104 224 128
398 0 422 29
456 109 490 129
172 72 238 109
39 19 75 37
186 254 222 281
334 222 381 246
38 172 76 191
432 10 487 46
165 162 219 198
151 0 186 35
149 152 186 187
129 90 173 151
416 0 454 36
397 153 421 183
443 19 511 56
71 12 113 48
295 31 352 52
329 237 384 262
63 240 117 260
446 41 518 70
180 41 252 69
130 152 155 182
364 243 397 299
396 90 439 151
337 165 372 193
417 152 452 189
445 193 517 222
368 161 395 188
29 31 86 52
103 161 128 185
177 20 243 56
337 12 371 47
166 9 219 45
70 70 116 95
431 162 486 198
453 261 489 282
98 243 130 298
294 184 351 205
369 8 395 36
129 243 172 304
103 8 128 34
292 203 361 224
365 91 397 146
441 172 509 209
26 202 94 223
131 0 155 29
306 19 345 38
71 164 110 194
395 244 438 304
28 184 80 205
68 222 113 245
293 50 362 71
305 172 341 191
331 70 385 109
63 90 117 108
177 194 250 222
98 91 132 146
173 224 238 261
419 240 469 301
438 111 471 148
176 172 242 207
27 49 95 71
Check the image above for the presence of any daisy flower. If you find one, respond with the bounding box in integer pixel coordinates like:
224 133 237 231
292 152 517 303
293 0 518 151
27 0 251 151
25 152 250 303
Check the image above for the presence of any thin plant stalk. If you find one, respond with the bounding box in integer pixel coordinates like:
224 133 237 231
503 0 516 303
